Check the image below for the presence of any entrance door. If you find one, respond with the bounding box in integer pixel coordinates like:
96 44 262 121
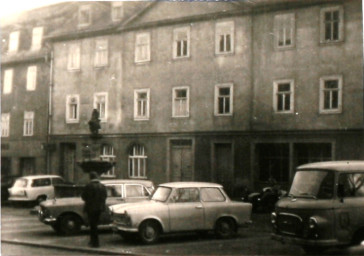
214 143 233 195
20 158 35 176
171 140 193 181
60 143 76 182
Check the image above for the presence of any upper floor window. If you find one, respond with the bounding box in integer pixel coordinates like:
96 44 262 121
26 66 37 91
128 144 147 178
100 144 115 177
172 87 189 118
78 5 91 27
23 111 34 136
94 39 108 67
319 75 342 114
67 43 81 70
3 69 13 94
31 27 43 51
134 89 150 120
111 2 123 21
173 27 190 59
274 13 295 49
8 31 19 53
215 21 234 55
320 6 344 43
273 79 294 113
135 32 151 63
94 92 108 122
215 84 233 116
66 95 80 123
1 113 10 137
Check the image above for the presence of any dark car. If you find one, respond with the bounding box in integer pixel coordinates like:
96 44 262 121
1 175 20 202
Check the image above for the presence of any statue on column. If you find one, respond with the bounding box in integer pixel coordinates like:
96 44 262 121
88 109 101 136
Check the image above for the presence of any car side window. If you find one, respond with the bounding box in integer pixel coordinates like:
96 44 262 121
125 184 147 198
106 185 122 197
32 178 51 187
52 178 64 185
170 188 200 203
338 173 364 197
201 187 226 202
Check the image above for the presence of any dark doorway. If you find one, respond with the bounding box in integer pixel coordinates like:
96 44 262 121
170 140 193 181
213 143 233 195
60 143 76 182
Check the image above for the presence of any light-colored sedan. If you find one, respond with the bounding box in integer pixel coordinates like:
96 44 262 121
110 182 252 244
38 179 154 235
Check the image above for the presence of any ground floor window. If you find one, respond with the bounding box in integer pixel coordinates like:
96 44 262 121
100 144 115 177
128 144 147 178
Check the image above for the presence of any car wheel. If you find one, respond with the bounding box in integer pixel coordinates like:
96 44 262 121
139 220 160 244
59 214 81 235
215 218 236 239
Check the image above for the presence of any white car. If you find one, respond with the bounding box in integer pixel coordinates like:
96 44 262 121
110 182 252 244
8 175 65 204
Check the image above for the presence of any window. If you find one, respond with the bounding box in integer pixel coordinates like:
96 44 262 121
94 92 108 122
31 27 43 51
173 27 190 59
134 89 150 120
1 113 10 137
201 188 226 202
111 2 123 21
3 69 13 94
107 185 122 197
66 95 80 123
78 5 91 27
274 13 295 49
338 173 364 198
26 66 37 91
170 188 200 203
94 39 108 67
128 145 147 178
215 84 233 116
23 111 34 136
32 178 51 187
273 79 294 113
67 43 81 70
319 76 342 114
8 31 19 53
100 145 115 177
135 32 151 63
215 21 234 55
320 6 344 43
125 184 149 198
172 87 189 117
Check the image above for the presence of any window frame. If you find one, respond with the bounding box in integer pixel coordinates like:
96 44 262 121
214 83 233 116
26 66 37 91
100 144 116 177
94 38 108 67
273 79 295 114
3 69 13 94
111 2 123 22
93 92 108 122
66 94 80 123
1 113 10 137
172 86 190 118
173 26 190 59
67 42 81 71
135 32 151 63
128 145 147 179
78 5 92 27
8 31 20 53
319 75 343 114
274 13 295 50
23 111 34 137
320 5 344 44
31 27 43 51
134 89 150 121
215 21 234 55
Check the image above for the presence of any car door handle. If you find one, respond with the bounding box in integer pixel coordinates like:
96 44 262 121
195 205 203 209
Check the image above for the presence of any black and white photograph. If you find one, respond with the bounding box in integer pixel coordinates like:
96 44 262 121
1 0 364 255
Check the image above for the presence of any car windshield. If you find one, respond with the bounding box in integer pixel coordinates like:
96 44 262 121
289 170 334 199
151 186 172 202
13 178 28 188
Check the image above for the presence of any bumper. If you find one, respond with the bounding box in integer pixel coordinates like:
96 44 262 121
38 210 57 225
8 196 32 202
271 233 342 247
111 223 138 233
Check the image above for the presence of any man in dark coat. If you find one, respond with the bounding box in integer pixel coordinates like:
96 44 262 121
81 171 107 247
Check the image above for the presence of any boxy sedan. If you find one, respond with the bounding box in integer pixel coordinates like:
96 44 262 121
110 182 252 244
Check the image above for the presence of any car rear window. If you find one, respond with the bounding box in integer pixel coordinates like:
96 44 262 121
201 187 226 202
125 184 149 198
13 178 28 188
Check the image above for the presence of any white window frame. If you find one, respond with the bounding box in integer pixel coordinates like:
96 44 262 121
94 38 108 67
135 32 151 63
320 6 344 43
31 27 43 51
128 145 147 179
66 94 80 123
214 83 233 116
100 145 116 177
172 86 190 118
134 89 150 120
274 13 295 49
319 75 343 114
67 42 81 71
8 31 20 53
3 69 13 94
93 92 108 122
273 79 294 114
1 113 10 137
215 21 234 55
23 111 34 136
111 2 123 22
173 27 190 59
78 5 91 27
26 66 37 91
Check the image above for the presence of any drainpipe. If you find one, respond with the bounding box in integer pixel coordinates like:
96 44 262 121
46 46 54 174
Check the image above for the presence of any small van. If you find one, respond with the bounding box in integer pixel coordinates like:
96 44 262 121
271 161 364 254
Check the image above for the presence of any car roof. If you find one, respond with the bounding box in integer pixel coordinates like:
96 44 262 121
159 181 223 188
18 175 63 180
297 161 364 172
101 179 154 186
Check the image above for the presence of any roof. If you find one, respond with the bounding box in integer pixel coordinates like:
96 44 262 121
159 181 223 188
18 175 62 179
101 179 154 186
297 161 364 172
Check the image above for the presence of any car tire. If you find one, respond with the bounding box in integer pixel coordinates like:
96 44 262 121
59 214 81 235
139 220 161 244
215 218 236 239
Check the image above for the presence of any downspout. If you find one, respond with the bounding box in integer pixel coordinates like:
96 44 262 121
46 46 54 174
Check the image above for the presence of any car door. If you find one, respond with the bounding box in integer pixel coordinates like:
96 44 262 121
31 178 52 200
200 187 227 230
168 187 204 231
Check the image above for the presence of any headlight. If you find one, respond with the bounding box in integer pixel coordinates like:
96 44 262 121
309 217 317 229
308 217 319 239
271 212 277 229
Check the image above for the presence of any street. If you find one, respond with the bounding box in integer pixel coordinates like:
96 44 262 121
1 205 364 255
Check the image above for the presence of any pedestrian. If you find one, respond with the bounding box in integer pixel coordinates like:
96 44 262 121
81 171 107 248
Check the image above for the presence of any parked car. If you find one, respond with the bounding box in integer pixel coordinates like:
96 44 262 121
271 161 364 254
110 182 252 244
1 175 20 202
38 179 154 235
8 175 65 204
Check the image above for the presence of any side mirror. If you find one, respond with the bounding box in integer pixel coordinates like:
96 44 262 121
337 184 345 202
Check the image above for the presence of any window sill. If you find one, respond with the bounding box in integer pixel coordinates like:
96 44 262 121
134 118 150 121
215 51 234 57
214 113 233 117
67 68 81 72
66 120 80 124
172 56 190 61
319 110 342 115
135 60 151 65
